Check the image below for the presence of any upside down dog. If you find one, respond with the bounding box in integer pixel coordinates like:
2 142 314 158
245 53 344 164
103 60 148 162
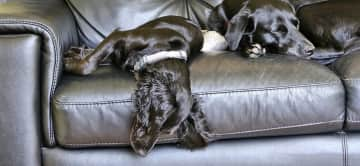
63 16 211 156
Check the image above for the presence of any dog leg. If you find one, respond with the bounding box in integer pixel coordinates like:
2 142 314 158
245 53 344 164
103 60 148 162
246 43 266 58
63 31 120 75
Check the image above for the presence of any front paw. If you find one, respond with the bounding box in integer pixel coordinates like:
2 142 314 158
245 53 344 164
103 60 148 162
63 57 96 75
246 43 266 58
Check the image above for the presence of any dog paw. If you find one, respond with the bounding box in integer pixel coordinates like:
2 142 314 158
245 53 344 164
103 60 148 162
63 46 97 75
246 43 266 58
63 56 96 75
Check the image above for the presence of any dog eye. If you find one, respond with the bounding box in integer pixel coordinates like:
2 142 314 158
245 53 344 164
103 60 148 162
291 19 299 27
276 25 288 34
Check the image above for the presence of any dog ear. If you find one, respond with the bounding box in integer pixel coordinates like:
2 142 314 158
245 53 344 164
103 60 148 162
225 8 254 51
207 5 229 35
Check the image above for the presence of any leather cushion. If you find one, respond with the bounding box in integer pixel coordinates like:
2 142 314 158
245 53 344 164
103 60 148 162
43 133 346 166
0 34 41 166
332 51 360 130
347 133 360 165
0 0 79 147
65 0 221 48
53 52 345 148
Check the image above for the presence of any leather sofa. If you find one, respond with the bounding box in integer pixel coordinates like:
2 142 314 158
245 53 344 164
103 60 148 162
0 0 359 165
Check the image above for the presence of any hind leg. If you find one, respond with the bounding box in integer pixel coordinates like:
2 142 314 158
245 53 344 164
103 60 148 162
63 31 121 75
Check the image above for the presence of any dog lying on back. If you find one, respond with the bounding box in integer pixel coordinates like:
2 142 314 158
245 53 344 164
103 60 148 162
63 16 211 156
208 0 316 59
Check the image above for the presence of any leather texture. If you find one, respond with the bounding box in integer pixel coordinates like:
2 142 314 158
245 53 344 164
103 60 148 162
297 0 360 130
0 1 359 165
53 52 345 148
347 133 360 166
42 133 345 166
65 0 222 48
0 34 41 166
0 0 79 146
332 51 360 130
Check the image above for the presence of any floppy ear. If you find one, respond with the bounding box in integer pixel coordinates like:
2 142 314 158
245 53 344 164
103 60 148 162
207 5 229 35
225 8 253 51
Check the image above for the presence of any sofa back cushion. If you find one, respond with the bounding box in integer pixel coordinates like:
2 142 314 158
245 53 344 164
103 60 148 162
65 0 222 48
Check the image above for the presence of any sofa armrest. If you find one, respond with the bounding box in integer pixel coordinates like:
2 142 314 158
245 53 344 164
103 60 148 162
0 0 79 147
0 34 42 166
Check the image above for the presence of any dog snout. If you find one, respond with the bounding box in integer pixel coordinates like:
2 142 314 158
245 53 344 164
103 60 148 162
304 45 315 57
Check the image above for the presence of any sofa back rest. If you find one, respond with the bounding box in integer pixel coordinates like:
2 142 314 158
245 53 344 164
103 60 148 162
65 0 222 48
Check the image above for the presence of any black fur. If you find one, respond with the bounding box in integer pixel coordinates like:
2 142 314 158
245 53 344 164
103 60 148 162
297 0 360 65
131 59 211 156
63 16 211 156
208 0 315 59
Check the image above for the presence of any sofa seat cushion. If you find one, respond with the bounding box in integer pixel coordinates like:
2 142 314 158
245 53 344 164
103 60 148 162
332 51 360 131
53 52 345 148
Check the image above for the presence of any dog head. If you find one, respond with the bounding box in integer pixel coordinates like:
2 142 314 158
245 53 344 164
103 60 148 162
209 0 315 58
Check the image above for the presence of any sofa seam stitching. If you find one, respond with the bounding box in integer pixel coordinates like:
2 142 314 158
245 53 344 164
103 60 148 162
339 131 349 166
345 133 349 166
54 99 133 106
347 120 360 123
341 132 346 166
54 81 341 106
213 120 342 136
59 120 342 146
343 78 360 82
194 81 340 96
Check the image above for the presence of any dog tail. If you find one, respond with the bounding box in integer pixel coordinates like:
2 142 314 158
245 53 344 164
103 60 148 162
177 96 212 149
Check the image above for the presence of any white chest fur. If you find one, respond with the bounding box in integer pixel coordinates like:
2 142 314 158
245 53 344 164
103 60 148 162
201 30 228 52
135 30 229 70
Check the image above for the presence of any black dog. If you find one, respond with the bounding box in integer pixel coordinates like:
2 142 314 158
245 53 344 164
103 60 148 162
296 0 360 64
208 0 315 59
63 16 211 156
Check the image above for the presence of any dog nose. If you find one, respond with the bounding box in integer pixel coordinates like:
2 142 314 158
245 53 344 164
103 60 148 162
304 45 315 56
305 49 313 56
